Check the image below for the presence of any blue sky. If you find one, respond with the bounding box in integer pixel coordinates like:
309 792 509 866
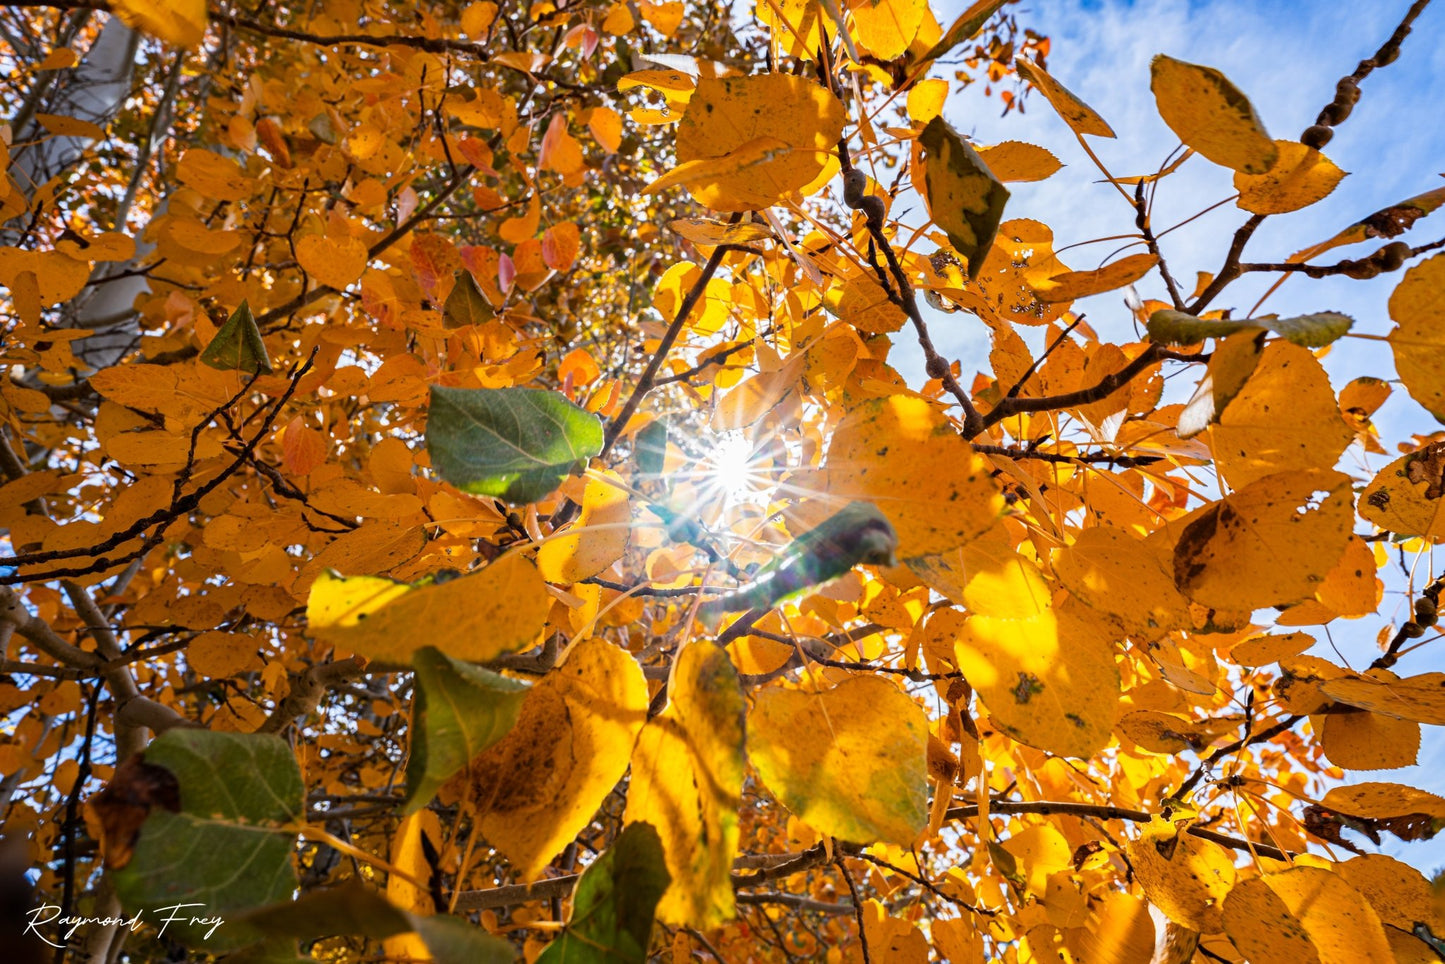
909 0 1445 869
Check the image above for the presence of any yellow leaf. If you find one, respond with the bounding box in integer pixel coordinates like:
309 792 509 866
1126 817 1236 932
306 553 550 663
1001 824 1070 896
461 1 498 37
1336 854 1445 934
1170 469 1354 611
849 0 926 61
1053 525 1190 638
1033 253 1158 303
930 601 1120 758
1149 55 1277 174
976 141 1063 182
296 234 369 291
1388 254 1445 422
1320 704 1420 771
383 809 439 960
831 272 907 334
906 78 949 125
1208 340 1354 490
624 642 745 928
1221 867 1392 964
1062 891 1155 964
861 899 929 963
1319 672 1445 726
1015 57 1115 138
640 0 684 36
536 471 631 583
467 638 647 880
186 631 263 679
1319 782 1445 820
795 395 1004 558
1360 443 1445 541
1311 536 1382 618
748 675 928 845
1235 141 1346 214
756 0 825 60
668 218 773 246
1229 631 1313 667
672 74 845 211
35 113 105 140
176 149 256 201
908 523 1052 620
1177 328 1266 438
114 0 207 46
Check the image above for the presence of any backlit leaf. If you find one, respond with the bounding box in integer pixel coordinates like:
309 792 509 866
749 675 928 845
1222 867 1391 964
975 141 1063 182
1359 442 1445 540
536 822 670 964
114 0 206 46
670 74 845 211
927 603 1120 758
404 648 529 812
1150 55 1277 174
468 638 649 881
426 386 604 503
1015 57 1115 138
306 553 550 663
793 395 1004 559
536 471 632 583
919 116 1010 278
1209 340 1353 489
296 234 368 291
1291 185 1445 263
1171 469 1354 610
1235 141 1347 214
1033 253 1157 303
1126 817 1236 932
624 642 745 928
1319 672 1445 725
1388 253 1445 422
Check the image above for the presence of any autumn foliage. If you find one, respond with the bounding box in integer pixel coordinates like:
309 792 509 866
4 0 1445 961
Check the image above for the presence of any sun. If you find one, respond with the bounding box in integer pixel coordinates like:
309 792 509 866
701 431 767 504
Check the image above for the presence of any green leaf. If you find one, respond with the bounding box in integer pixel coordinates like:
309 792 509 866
425 386 604 503
1148 309 1353 348
537 822 671 964
921 0 1009 62
237 881 513 963
918 117 1010 279
200 300 273 374
634 419 668 482
111 730 303 949
404 647 530 813
698 501 897 627
443 271 496 328
412 915 516 964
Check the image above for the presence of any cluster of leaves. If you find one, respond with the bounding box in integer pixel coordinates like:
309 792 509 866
2 0 1445 961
